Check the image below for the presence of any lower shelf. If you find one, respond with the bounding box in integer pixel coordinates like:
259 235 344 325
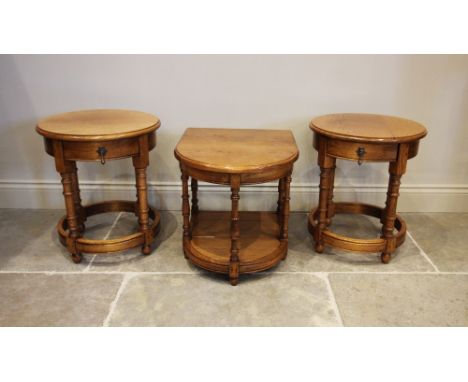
185 211 287 274
308 202 406 254
58 200 160 258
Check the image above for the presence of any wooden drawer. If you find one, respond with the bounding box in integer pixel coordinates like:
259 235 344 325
326 139 398 162
63 137 140 162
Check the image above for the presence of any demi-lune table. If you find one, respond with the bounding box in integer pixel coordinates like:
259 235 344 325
175 128 299 285
308 113 427 263
36 109 161 263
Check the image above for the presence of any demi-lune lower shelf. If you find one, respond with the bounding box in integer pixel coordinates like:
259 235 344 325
185 211 287 275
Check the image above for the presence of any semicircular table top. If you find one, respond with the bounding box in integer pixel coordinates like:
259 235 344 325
175 128 299 173
309 113 427 143
36 109 160 141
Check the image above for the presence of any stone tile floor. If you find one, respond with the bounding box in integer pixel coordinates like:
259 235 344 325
0 209 467 326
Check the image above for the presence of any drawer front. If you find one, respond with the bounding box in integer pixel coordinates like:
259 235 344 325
326 139 398 162
63 137 139 162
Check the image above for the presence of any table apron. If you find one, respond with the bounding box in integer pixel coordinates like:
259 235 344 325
43 132 156 162
313 134 420 162
180 163 293 185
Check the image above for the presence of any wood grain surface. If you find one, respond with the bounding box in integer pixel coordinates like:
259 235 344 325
36 109 160 141
310 113 427 143
175 128 299 173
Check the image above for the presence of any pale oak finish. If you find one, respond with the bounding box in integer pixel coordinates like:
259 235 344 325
175 128 299 285
37 109 161 263
36 109 160 141
174 128 298 174
310 113 427 143
308 113 427 263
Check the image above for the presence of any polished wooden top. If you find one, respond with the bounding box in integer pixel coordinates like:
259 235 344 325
175 128 299 173
36 109 160 141
310 113 427 143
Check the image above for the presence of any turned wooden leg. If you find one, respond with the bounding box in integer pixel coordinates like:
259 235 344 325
60 168 82 263
191 178 199 215
326 160 336 226
134 185 140 217
276 177 285 215
229 175 241 286
381 168 401 264
314 152 334 253
70 161 86 232
381 144 409 263
133 136 153 256
134 165 152 255
181 171 190 257
53 141 82 263
280 171 292 260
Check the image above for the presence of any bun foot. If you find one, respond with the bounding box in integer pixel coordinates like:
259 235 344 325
71 253 83 264
381 253 391 264
229 262 239 286
142 245 152 255
282 249 288 260
315 243 324 254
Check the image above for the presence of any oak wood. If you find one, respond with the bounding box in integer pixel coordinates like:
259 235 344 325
310 113 427 143
175 127 298 285
58 201 160 254
37 110 160 262
315 138 335 253
174 128 299 174
44 133 157 161
191 178 199 214
309 113 426 263
326 139 398 162
380 143 409 263
60 169 81 262
326 161 336 226
180 161 293 186
181 171 191 251
63 138 139 162
280 172 292 260
308 203 406 253
229 175 241 285
70 161 86 232
189 211 286 273
36 109 160 141
277 178 284 215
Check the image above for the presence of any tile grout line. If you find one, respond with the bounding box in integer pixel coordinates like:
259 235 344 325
406 230 440 273
83 212 124 272
102 272 135 327
316 272 344 326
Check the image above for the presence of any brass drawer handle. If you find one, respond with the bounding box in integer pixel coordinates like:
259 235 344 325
356 147 366 165
97 146 107 165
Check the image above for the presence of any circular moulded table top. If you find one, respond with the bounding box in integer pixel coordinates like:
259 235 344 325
36 109 160 141
309 113 427 143
174 128 299 173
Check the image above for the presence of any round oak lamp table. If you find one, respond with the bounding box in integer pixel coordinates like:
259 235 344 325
36 109 161 263
308 113 427 263
175 128 299 285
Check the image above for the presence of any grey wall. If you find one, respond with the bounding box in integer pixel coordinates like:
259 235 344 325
0 55 467 210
